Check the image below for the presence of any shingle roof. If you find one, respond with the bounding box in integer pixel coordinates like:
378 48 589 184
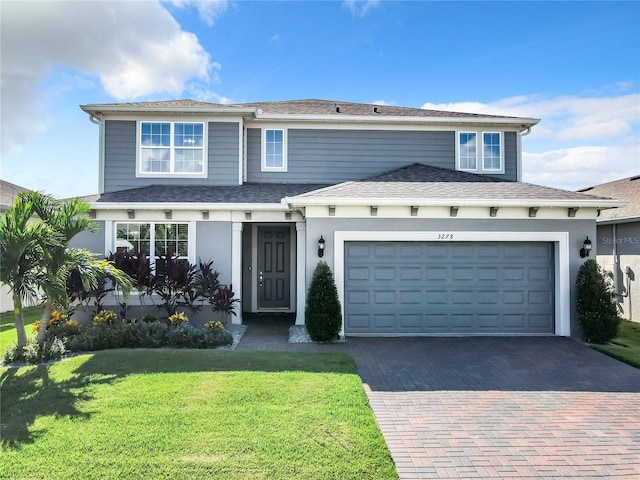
579 176 640 222
233 99 522 120
81 98 537 123
0 180 29 209
287 164 614 205
87 183 330 205
84 165 618 209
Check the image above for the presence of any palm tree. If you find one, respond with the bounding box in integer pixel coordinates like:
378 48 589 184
0 195 53 348
22 192 133 346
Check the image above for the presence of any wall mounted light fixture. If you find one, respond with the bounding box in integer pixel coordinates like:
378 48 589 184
318 236 325 258
580 236 592 258
127 209 135 219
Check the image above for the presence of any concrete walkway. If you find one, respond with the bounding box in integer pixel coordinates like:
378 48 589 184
236 316 640 479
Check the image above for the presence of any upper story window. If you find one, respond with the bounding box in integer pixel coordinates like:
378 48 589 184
457 131 503 174
138 121 206 177
262 128 287 172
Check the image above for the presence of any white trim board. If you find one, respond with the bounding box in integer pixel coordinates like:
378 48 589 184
332 230 570 337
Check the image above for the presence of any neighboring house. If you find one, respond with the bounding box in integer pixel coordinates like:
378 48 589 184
580 176 640 322
76 99 622 337
0 180 29 312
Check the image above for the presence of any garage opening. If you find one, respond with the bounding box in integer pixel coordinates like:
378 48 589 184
344 241 555 335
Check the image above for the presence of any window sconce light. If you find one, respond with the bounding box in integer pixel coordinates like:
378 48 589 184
370 206 378 216
285 212 292 220
450 206 459 217
202 211 209 220
328 205 336 216
489 207 499 217
318 236 326 258
88 209 96 219
580 236 592 258
127 209 135 219
245 211 252 220
529 207 539 218
164 210 172 220
410 206 419 216
568 208 578 218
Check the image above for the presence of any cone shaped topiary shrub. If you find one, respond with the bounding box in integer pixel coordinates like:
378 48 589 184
576 259 621 344
305 261 342 342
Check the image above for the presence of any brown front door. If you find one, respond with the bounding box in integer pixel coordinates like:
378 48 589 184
258 226 291 309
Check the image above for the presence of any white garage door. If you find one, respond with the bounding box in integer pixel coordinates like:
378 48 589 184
344 241 555 335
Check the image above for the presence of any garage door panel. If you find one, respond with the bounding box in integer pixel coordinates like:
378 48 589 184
426 267 447 281
344 241 555 335
477 291 499 304
451 290 473 304
373 314 395 328
373 267 395 281
347 266 370 281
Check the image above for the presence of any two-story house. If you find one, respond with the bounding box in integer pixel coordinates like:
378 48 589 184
76 99 621 337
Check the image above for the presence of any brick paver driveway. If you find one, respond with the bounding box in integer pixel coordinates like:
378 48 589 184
344 337 640 479
238 321 640 479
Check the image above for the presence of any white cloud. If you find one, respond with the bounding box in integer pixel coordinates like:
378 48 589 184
523 142 640 191
166 0 230 27
422 92 640 190
0 1 214 155
371 100 395 106
421 93 640 142
343 0 380 17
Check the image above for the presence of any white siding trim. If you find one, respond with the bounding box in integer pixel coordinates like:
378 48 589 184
231 222 243 324
333 230 570 337
238 121 244 185
295 222 306 325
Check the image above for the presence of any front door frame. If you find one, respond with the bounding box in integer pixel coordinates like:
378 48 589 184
251 223 296 313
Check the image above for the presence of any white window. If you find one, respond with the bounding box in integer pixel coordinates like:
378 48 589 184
138 122 206 177
458 132 477 170
457 131 503 173
261 128 287 171
482 132 502 171
115 222 192 280
115 223 189 258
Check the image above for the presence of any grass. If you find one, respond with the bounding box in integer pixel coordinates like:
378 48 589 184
592 320 640 369
1 349 397 479
0 305 44 352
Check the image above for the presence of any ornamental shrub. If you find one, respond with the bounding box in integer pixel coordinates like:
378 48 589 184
305 261 342 342
93 310 118 326
168 311 189 327
576 259 621 344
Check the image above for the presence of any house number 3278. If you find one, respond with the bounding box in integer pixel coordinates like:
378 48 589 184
437 234 454 240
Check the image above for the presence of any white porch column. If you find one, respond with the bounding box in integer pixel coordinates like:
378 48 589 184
295 221 306 325
231 222 243 325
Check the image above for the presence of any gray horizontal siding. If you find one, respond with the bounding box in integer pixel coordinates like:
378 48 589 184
247 128 519 183
247 129 454 183
103 120 239 193
504 131 517 181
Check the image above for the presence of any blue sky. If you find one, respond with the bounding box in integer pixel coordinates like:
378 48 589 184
1 0 639 198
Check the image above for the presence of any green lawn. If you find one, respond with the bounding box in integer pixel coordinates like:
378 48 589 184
0 305 44 352
592 320 640 369
1 349 397 479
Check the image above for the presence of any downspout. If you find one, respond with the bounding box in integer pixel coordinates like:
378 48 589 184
613 223 619 299
517 125 532 183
